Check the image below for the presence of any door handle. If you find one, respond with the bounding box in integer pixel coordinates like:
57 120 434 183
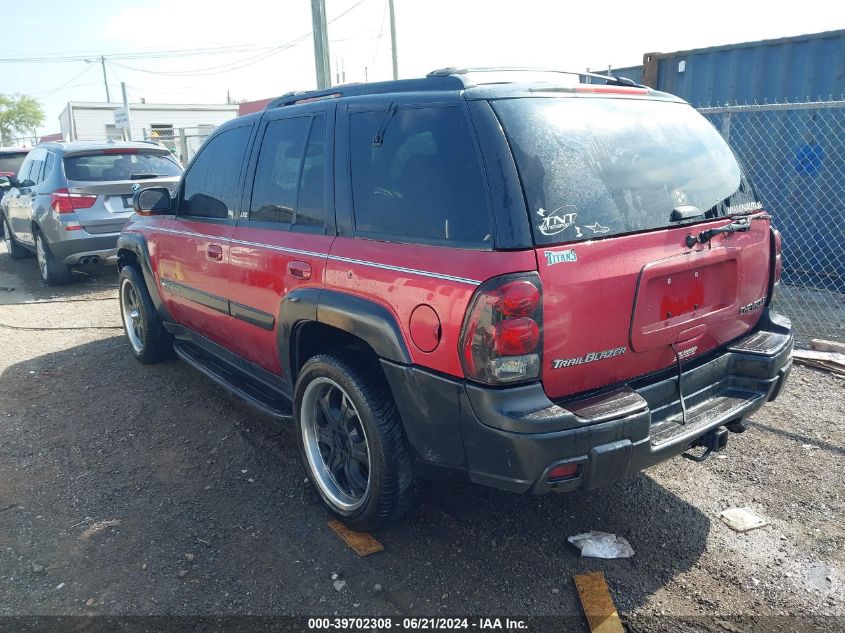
207 244 224 261
288 260 311 280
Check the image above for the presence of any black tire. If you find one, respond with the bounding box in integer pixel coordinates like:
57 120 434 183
294 353 419 530
3 215 31 260
118 265 173 363
34 230 72 285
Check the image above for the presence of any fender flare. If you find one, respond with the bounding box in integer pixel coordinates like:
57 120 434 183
280 287 412 381
116 232 172 321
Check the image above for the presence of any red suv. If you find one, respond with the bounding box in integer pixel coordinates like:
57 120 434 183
117 68 792 529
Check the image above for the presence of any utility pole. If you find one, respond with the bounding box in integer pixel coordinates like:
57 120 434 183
311 0 331 89
388 0 398 80
101 56 111 102
121 82 132 141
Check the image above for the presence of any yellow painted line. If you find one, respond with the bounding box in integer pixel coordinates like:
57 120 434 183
573 571 625 633
328 520 384 557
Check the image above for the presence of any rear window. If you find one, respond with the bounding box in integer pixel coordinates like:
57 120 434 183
493 97 761 245
63 151 182 182
0 152 27 176
349 105 491 247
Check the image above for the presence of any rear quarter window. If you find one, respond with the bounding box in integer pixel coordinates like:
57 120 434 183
349 105 491 248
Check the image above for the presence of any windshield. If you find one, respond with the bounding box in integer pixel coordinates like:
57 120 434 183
63 151 182 182
0 152 27 176
493 97 761 245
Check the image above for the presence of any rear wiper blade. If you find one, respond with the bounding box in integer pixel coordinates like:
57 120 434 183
685 218 750 247
129 173 162 180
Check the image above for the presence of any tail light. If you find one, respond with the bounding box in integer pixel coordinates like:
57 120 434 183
460 273 542 385
767 227 783 304
50 188 97 214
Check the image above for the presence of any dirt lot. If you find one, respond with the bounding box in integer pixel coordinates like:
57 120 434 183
1 240 843 633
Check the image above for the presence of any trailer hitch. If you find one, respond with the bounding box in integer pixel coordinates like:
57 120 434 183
682 426 729 462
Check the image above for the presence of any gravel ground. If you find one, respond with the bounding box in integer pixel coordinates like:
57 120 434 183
0 240 843 633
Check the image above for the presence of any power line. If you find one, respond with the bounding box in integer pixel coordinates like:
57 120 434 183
372 0 389 65
107 0 369 79
111 37 308 77
30 64 96 97
0 43 280 64
0 0 369 67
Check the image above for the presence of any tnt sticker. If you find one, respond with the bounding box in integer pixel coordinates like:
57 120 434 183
537 206 577 236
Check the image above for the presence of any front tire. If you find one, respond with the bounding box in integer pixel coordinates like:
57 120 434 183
294 353 419 530
118 265 173 363
3 215 31 260
35 230 72 285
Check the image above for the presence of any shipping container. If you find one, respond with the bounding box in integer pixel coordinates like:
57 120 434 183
606 29 845 106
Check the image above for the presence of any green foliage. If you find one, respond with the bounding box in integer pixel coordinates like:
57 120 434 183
0 94 45 143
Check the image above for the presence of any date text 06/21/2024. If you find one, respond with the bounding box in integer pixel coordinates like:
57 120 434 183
307 617 528 630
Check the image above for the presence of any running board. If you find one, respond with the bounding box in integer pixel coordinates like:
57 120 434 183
173 340 294 422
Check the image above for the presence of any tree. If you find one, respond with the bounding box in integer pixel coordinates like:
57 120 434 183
0 94 44 144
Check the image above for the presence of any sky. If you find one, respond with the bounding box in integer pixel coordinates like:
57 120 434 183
1 0 842 136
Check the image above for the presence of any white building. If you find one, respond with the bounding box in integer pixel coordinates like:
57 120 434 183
58 101 239 163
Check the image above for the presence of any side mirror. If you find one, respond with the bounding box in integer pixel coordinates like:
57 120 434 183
0 176 10 188
18 179 34 189
133 186 172 215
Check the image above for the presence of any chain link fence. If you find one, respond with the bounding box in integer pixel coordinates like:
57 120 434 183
141 126 214 167
0 135 38 148
698 99 845 342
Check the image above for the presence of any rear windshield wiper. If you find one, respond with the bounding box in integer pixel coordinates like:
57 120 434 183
686 218 750 247
130 173 164 180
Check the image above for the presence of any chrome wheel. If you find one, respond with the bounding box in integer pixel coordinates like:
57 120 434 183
301 378 371 511
120 277 144 354
35 234 48 280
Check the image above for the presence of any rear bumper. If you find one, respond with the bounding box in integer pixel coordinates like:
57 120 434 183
48 231 120 266
382 308 793 494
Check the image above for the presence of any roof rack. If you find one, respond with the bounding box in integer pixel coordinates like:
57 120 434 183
263 66 647 110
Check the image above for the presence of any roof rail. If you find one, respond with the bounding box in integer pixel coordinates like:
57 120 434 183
263 66 647 110
427 66 645 88
264 76 465 110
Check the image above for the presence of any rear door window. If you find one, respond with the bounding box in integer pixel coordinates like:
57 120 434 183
64 151 182 182
182 125 251 219
493 97 761 245
249 117 311 225
349 105 491 247
247 115 328 230
295 115 327 229
43 152 55 182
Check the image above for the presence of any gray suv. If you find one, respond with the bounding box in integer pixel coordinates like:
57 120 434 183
0 141 182 284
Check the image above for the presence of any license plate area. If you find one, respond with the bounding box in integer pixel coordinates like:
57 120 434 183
630 248 739 352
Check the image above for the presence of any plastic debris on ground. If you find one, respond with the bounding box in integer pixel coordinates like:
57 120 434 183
567 531 635 559
719 507 768 532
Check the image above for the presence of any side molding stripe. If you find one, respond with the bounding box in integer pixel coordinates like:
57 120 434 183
148 226 482 286
160 278 275 330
